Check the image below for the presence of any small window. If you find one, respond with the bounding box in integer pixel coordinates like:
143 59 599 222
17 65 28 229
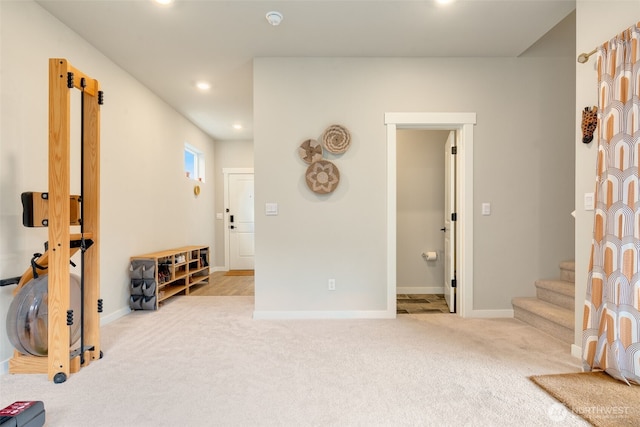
184 143 205 182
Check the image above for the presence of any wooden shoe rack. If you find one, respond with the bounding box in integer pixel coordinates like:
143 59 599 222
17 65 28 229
129 245 209 310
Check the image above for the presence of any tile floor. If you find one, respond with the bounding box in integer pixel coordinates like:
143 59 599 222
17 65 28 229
396 294 452 314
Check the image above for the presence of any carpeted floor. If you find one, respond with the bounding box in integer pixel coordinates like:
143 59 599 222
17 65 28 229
530 371 640 426
0 296 590 426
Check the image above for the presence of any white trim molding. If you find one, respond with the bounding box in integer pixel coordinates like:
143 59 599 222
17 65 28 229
571 344 583 360
100 307 130 326
386 112 476 318
253 310 395 320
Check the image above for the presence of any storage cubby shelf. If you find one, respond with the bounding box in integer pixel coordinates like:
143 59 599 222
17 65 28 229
129 245 210 310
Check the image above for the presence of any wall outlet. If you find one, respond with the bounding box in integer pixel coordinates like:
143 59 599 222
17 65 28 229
328 279 336 291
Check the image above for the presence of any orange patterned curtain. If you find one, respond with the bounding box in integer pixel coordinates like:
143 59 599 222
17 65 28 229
583 22 640 385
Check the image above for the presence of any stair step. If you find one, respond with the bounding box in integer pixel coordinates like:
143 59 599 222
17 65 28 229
535 279 575 310
512 297 574 344
559 260 575 283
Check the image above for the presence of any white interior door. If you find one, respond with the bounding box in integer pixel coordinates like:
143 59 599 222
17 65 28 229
228 173 255 270
443 131 456 312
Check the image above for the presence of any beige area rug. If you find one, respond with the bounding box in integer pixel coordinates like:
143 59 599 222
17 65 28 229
224 269 254 276
530 371 640 426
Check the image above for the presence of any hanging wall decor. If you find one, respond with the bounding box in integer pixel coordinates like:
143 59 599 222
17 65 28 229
581 106 598 144
322 124 351 154
305 160 340 194
298 124 351 195
298 139 324 164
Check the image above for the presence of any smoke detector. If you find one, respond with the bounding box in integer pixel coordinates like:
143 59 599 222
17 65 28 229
266 11 283 26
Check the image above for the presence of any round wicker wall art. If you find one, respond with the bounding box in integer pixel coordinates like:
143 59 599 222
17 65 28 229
322 124 351 154
305 160 340 194
298 139 324 164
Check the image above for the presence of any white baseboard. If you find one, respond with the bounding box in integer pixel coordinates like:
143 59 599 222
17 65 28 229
397 286 444 294
571 344 582 359
100 306 130 326
467 309 515 318
253 310 395 320
212 266 227 273
254 308 515 319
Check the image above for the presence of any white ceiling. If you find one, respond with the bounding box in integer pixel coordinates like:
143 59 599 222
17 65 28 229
36 0 576 141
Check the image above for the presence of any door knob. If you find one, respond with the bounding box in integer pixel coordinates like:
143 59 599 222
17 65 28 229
230 225 235 230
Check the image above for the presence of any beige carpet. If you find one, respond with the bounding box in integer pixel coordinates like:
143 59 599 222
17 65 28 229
530 371 640 426
224 269 254 276
1 297 590 426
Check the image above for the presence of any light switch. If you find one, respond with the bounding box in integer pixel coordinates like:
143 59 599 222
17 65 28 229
584 192 595 211
482 202 491 216
265 202 278 216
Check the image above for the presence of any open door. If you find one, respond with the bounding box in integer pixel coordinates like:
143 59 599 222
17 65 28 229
443 131 456 312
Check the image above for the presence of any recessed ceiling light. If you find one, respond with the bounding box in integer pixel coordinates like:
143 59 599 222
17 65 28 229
266 11 283 26
153 0 174 6
436 0 455 4
233 124 243 130
196 81 211 91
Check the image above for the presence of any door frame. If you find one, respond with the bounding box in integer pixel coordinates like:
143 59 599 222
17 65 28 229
223 167 254 271
385 112 476 317
444 130 456 313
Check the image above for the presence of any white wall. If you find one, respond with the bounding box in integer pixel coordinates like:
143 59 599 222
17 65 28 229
574 1 640 348
0 1 215 369
397 130 448 293
253 53 575 316
213 140 254 269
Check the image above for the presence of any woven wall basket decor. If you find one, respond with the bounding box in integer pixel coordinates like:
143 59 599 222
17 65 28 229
322 124 351 154
305 160 340 194
298 139 324 164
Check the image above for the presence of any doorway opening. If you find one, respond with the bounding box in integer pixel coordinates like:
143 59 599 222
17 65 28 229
385 112 476 318
396 129 454 313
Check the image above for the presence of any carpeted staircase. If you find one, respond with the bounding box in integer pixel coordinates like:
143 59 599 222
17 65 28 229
512 261 575 344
